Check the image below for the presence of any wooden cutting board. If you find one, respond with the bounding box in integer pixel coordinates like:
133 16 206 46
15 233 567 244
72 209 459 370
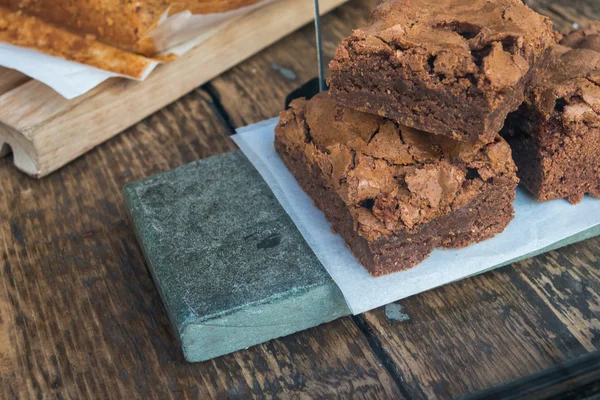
0 0 348 178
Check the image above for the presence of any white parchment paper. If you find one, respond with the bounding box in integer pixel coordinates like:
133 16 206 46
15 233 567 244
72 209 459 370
232 118 600 315
0 0 275 99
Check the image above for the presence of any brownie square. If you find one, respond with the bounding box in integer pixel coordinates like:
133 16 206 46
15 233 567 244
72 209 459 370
328 0 557 144
275 93 518 276
502 26 600 204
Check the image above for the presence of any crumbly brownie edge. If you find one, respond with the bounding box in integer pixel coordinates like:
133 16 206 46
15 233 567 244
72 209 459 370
275 136 517 277
504 111 600 204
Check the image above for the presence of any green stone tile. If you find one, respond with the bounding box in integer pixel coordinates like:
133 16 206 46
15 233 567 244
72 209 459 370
124 151 350 362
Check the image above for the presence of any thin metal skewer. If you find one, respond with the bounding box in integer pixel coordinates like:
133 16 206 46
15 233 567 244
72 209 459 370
313 0 326 92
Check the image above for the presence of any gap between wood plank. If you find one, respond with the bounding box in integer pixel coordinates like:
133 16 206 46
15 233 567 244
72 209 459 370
352 314 417 399
203 82 238 135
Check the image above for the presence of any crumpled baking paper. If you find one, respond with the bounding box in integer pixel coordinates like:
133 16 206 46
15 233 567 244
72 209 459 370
0 0 275 99
232 118 600 315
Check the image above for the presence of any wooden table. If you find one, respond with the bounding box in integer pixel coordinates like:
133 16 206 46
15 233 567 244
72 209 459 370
1 0 599 398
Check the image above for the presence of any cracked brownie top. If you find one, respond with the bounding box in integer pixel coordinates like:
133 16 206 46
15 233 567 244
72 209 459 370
330 0 556 99
520 23 600 129
527 46 600 127
276 93 518 240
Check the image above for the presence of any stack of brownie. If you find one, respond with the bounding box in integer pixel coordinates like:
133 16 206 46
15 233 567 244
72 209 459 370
275 0 599 276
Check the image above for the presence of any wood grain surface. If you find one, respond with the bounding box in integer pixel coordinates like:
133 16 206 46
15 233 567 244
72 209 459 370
0 68 28 96
1 0 599 398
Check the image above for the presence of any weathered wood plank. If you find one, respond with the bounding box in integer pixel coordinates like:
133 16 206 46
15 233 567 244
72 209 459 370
515 238 600 352
1 0 599 398
0 87 402 398
358 250 597 399
0 68 29 96
460 351 600 399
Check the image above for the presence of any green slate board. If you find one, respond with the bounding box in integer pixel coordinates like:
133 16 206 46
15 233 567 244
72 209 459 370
124 150 600 363
123 151 350 362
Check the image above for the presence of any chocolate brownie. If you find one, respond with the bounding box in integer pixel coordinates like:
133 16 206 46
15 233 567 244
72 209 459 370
502 28 600 204
275 93 518 276
328 0 557 144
